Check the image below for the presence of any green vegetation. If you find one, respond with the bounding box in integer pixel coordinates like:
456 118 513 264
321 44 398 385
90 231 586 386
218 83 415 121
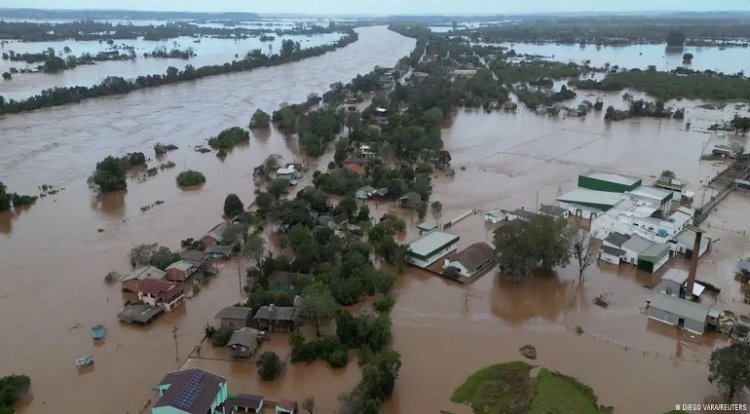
531 369 612 414
339 349 401 414
493 214 575 282
666 30 686 47
731 116 750 134
576 69 750 101
0 375 31 414
373 294 395 313
223 193 244 218
0 30 359 115
451 362 611 414
708 343 750 402
493 60 582 85
127 243 180 269
208 127 250 150
256 351 284 381
250 109 271 129
0 181 37 211
89 156 127 192
211 327 233 347
299 282 338 336
176 170 206 187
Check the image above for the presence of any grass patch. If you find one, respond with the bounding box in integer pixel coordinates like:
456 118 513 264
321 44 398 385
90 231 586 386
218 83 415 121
452 362 611 414
530 369 612 414
451 361 534 414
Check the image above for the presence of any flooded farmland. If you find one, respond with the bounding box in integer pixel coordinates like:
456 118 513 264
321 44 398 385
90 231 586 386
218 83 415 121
2 21 750 414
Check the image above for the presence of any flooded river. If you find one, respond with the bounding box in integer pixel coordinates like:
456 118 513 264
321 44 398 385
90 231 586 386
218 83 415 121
0 32 345 101
2 23 750 414
0 25 414 413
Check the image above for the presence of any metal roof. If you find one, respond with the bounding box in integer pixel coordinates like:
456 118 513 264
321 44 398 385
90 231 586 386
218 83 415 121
639 242 670 261
556 188 623 208
622 235 653 254
661 269 688 285
254 305 297 321
122 266 166 283
604 232 630 248
215 306 253 321
407 231 460 259
650 294 710 323
446 242 495 273
601 246 625 256
166 260 194 273
627 186 673 203
227 327 259 349
539 204 567 216
155 369 226 412
581 170 641 186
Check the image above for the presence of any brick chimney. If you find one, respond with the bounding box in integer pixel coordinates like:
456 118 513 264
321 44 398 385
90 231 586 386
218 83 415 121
685 231 702 299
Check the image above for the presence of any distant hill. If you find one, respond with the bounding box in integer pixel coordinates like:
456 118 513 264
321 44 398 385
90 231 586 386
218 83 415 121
0 8 261 21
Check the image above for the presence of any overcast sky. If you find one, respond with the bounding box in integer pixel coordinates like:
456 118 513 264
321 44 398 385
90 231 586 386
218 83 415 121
4 0 750 15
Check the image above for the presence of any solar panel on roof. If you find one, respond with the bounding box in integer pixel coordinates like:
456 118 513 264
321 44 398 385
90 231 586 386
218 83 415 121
172 370 207 410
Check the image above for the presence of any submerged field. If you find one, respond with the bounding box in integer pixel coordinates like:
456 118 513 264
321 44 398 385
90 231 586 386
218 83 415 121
451 361 612 414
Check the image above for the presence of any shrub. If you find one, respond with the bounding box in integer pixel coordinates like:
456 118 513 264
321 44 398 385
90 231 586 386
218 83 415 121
208 127 249 149
374 295 395 313
257 351 283 381
250 109 271 129
224 193 244 218
326 349 349 368
211 327 233 347
90 155 127 192
176 170 206 187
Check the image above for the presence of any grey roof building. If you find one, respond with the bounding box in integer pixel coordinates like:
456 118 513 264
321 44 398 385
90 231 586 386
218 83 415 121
604 232 630 248
227 327 259 358
215 306 253 330
647 293 711 335
539 204 568 218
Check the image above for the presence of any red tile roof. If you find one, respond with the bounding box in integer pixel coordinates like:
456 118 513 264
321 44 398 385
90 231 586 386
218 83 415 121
138 279 184 301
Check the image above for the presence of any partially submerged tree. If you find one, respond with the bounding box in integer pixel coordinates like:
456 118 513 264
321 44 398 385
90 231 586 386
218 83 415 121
708 343 750 402
300 282 338 336
250 109 271 129
89 155 127 192
243 232 266 270
223 193 244 218
572 233 597 283
493 214 575 282
257 351 283 381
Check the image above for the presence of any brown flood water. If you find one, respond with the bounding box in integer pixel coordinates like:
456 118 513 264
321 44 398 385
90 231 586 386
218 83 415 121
2 27 750 413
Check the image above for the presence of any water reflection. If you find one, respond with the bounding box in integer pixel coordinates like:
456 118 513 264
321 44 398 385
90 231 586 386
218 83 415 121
90 191 126 217
0 210 14 234
490 272 585 324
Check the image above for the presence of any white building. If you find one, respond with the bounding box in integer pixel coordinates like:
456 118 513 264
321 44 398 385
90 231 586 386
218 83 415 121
442 242 495 279
406 231 460 268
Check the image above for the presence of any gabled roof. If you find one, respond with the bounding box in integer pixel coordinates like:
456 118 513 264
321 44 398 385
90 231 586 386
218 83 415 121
224 394 264 411
227 327 259 349
166 260 195 273
446 242 495 273
507 208 536 220
254 305 297 322
539 204 567 216
358 186 376 193
154 369 226 413
215 306 252 321
204 222 227 242
622 235 653 254
180 250 208 265
604 232 630 248
407 231 460 260
122 266 165 283
661 268 688 285
137 279 184 301
650 293 710 323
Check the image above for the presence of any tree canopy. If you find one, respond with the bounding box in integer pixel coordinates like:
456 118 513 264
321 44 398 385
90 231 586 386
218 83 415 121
300 282 338 336
708 344 750 402
89 155 127 192
250 109 271 129
223 193 244 218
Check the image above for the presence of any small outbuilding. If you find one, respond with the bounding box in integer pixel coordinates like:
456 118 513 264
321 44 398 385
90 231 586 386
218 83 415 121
215 306 254 330
164 260 197 282
227 327 260 358
647 293 711 335
484 209 504 224
275 399 297 414
224 394 265 413
539 204 569 219
599 246 625 265
356 186 377 200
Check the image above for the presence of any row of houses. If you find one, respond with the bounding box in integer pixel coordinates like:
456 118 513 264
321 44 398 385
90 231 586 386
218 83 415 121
152 368 297 414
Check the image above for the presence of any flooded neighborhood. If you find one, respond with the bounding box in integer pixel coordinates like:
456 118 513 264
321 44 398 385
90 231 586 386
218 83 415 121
2 3 750 414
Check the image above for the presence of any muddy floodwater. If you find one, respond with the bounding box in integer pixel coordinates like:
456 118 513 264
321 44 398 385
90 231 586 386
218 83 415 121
2 24 750 414
0 32 346 101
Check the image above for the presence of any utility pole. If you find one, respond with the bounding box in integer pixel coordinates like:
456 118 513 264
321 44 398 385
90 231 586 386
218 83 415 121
172 326 179 369
238 256 243 295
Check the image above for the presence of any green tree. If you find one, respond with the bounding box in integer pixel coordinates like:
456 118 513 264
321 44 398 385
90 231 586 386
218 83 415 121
250 109 271 129
223 193 244 218
666 30 686 47
90 155 127 192
149 246 180 270
0 182 10 211
176 170 206 187
267 179 288 199
682 53 694 63
494 214 575 281
243 232 266 269
0 374 31 410
257 351 284 381
422 107 444 126
708 344 750 402
416 201 427 220
300 282 338 336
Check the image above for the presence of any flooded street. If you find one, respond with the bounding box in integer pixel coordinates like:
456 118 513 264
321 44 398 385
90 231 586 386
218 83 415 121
2 21 750 414
0 25 414 413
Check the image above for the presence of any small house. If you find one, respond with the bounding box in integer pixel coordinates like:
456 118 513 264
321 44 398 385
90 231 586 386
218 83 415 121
137 279 185 312
152 369 228 414
253 304 298 332
647 293 711 335
165 260 197 282
503 208 536 223
621 235 670 273
399 192 422 209
539 204 569 219
356 186 376 200
484 209 504 224
599 246 625 265
276 165 302 182
227 327 260 358
275 400 297 414
406 231 460 268
201 222 228 248
215 306 253 330
659 269 689 297
330 213 349 230
121 266 166 292
224 394 265 413
358 145 377 159
442 242 495 279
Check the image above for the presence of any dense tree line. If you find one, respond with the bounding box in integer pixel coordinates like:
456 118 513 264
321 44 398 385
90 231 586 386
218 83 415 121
0 30 359 115
0 181 38 211
0 375 30 414
574 67 750 101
